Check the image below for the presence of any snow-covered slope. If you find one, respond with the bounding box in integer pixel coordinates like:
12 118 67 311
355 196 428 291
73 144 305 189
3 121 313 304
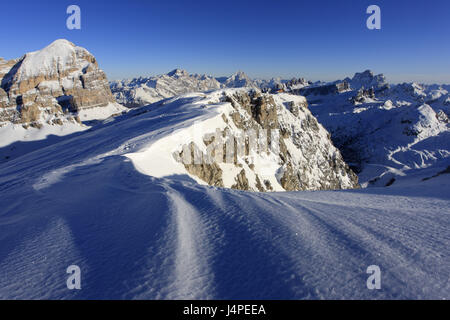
0 87 448 299
110 69 222 107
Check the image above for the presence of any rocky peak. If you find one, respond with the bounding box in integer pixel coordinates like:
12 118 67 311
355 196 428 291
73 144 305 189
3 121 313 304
223 71 256 88
347 69 387 90
350 87 376 104
166 68 189 78
0 39 121 128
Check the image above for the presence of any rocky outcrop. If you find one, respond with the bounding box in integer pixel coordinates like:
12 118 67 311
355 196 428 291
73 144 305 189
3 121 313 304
436 110 448 123
173 89 359 192
0 39 120 127
350 87 375 104
180 142 224 187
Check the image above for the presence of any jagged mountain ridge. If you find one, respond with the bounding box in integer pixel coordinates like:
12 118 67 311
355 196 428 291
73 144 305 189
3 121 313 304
110 70 311 107
110 69 222 107
303 70 449 186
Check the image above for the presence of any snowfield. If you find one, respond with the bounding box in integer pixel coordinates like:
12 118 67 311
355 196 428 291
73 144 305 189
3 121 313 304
0 91 449 299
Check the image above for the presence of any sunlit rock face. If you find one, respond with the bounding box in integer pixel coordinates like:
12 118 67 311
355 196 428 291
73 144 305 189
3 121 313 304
0 39 118 128
171 89 359 192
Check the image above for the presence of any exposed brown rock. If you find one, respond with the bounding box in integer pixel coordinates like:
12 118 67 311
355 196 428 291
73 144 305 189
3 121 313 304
0 39 117 127
174 89 359 192
231 169 249 190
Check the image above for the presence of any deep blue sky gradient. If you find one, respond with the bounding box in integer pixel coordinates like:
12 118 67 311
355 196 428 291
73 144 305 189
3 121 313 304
1 0 449 83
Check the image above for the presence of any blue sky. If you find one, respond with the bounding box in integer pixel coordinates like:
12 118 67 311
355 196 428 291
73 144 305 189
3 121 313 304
1 0 449 83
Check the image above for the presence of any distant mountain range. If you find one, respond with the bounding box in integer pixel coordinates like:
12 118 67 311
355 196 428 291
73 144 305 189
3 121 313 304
110 69 312 107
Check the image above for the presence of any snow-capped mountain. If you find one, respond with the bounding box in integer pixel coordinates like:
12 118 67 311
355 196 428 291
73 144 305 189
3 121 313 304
0 40 124 126
110 69 222 107
0 39 126 161
127 89 359 191
302 71 449 186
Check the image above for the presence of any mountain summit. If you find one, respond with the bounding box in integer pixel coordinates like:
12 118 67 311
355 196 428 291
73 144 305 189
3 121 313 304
166 68 190 77
0 39 123 129
346 69 388 90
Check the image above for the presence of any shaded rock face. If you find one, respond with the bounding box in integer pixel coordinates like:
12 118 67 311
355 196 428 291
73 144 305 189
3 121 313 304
436 110 448 123
180 142 224 187
345 70 388 91
295 81 350 96
174 89 359 192
0 39 116 127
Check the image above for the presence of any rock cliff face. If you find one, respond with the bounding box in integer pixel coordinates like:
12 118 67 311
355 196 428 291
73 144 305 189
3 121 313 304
0 39 121 128
165 89 359 192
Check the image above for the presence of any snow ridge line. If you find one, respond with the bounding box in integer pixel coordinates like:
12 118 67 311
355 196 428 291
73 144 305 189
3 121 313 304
165 187 215 299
